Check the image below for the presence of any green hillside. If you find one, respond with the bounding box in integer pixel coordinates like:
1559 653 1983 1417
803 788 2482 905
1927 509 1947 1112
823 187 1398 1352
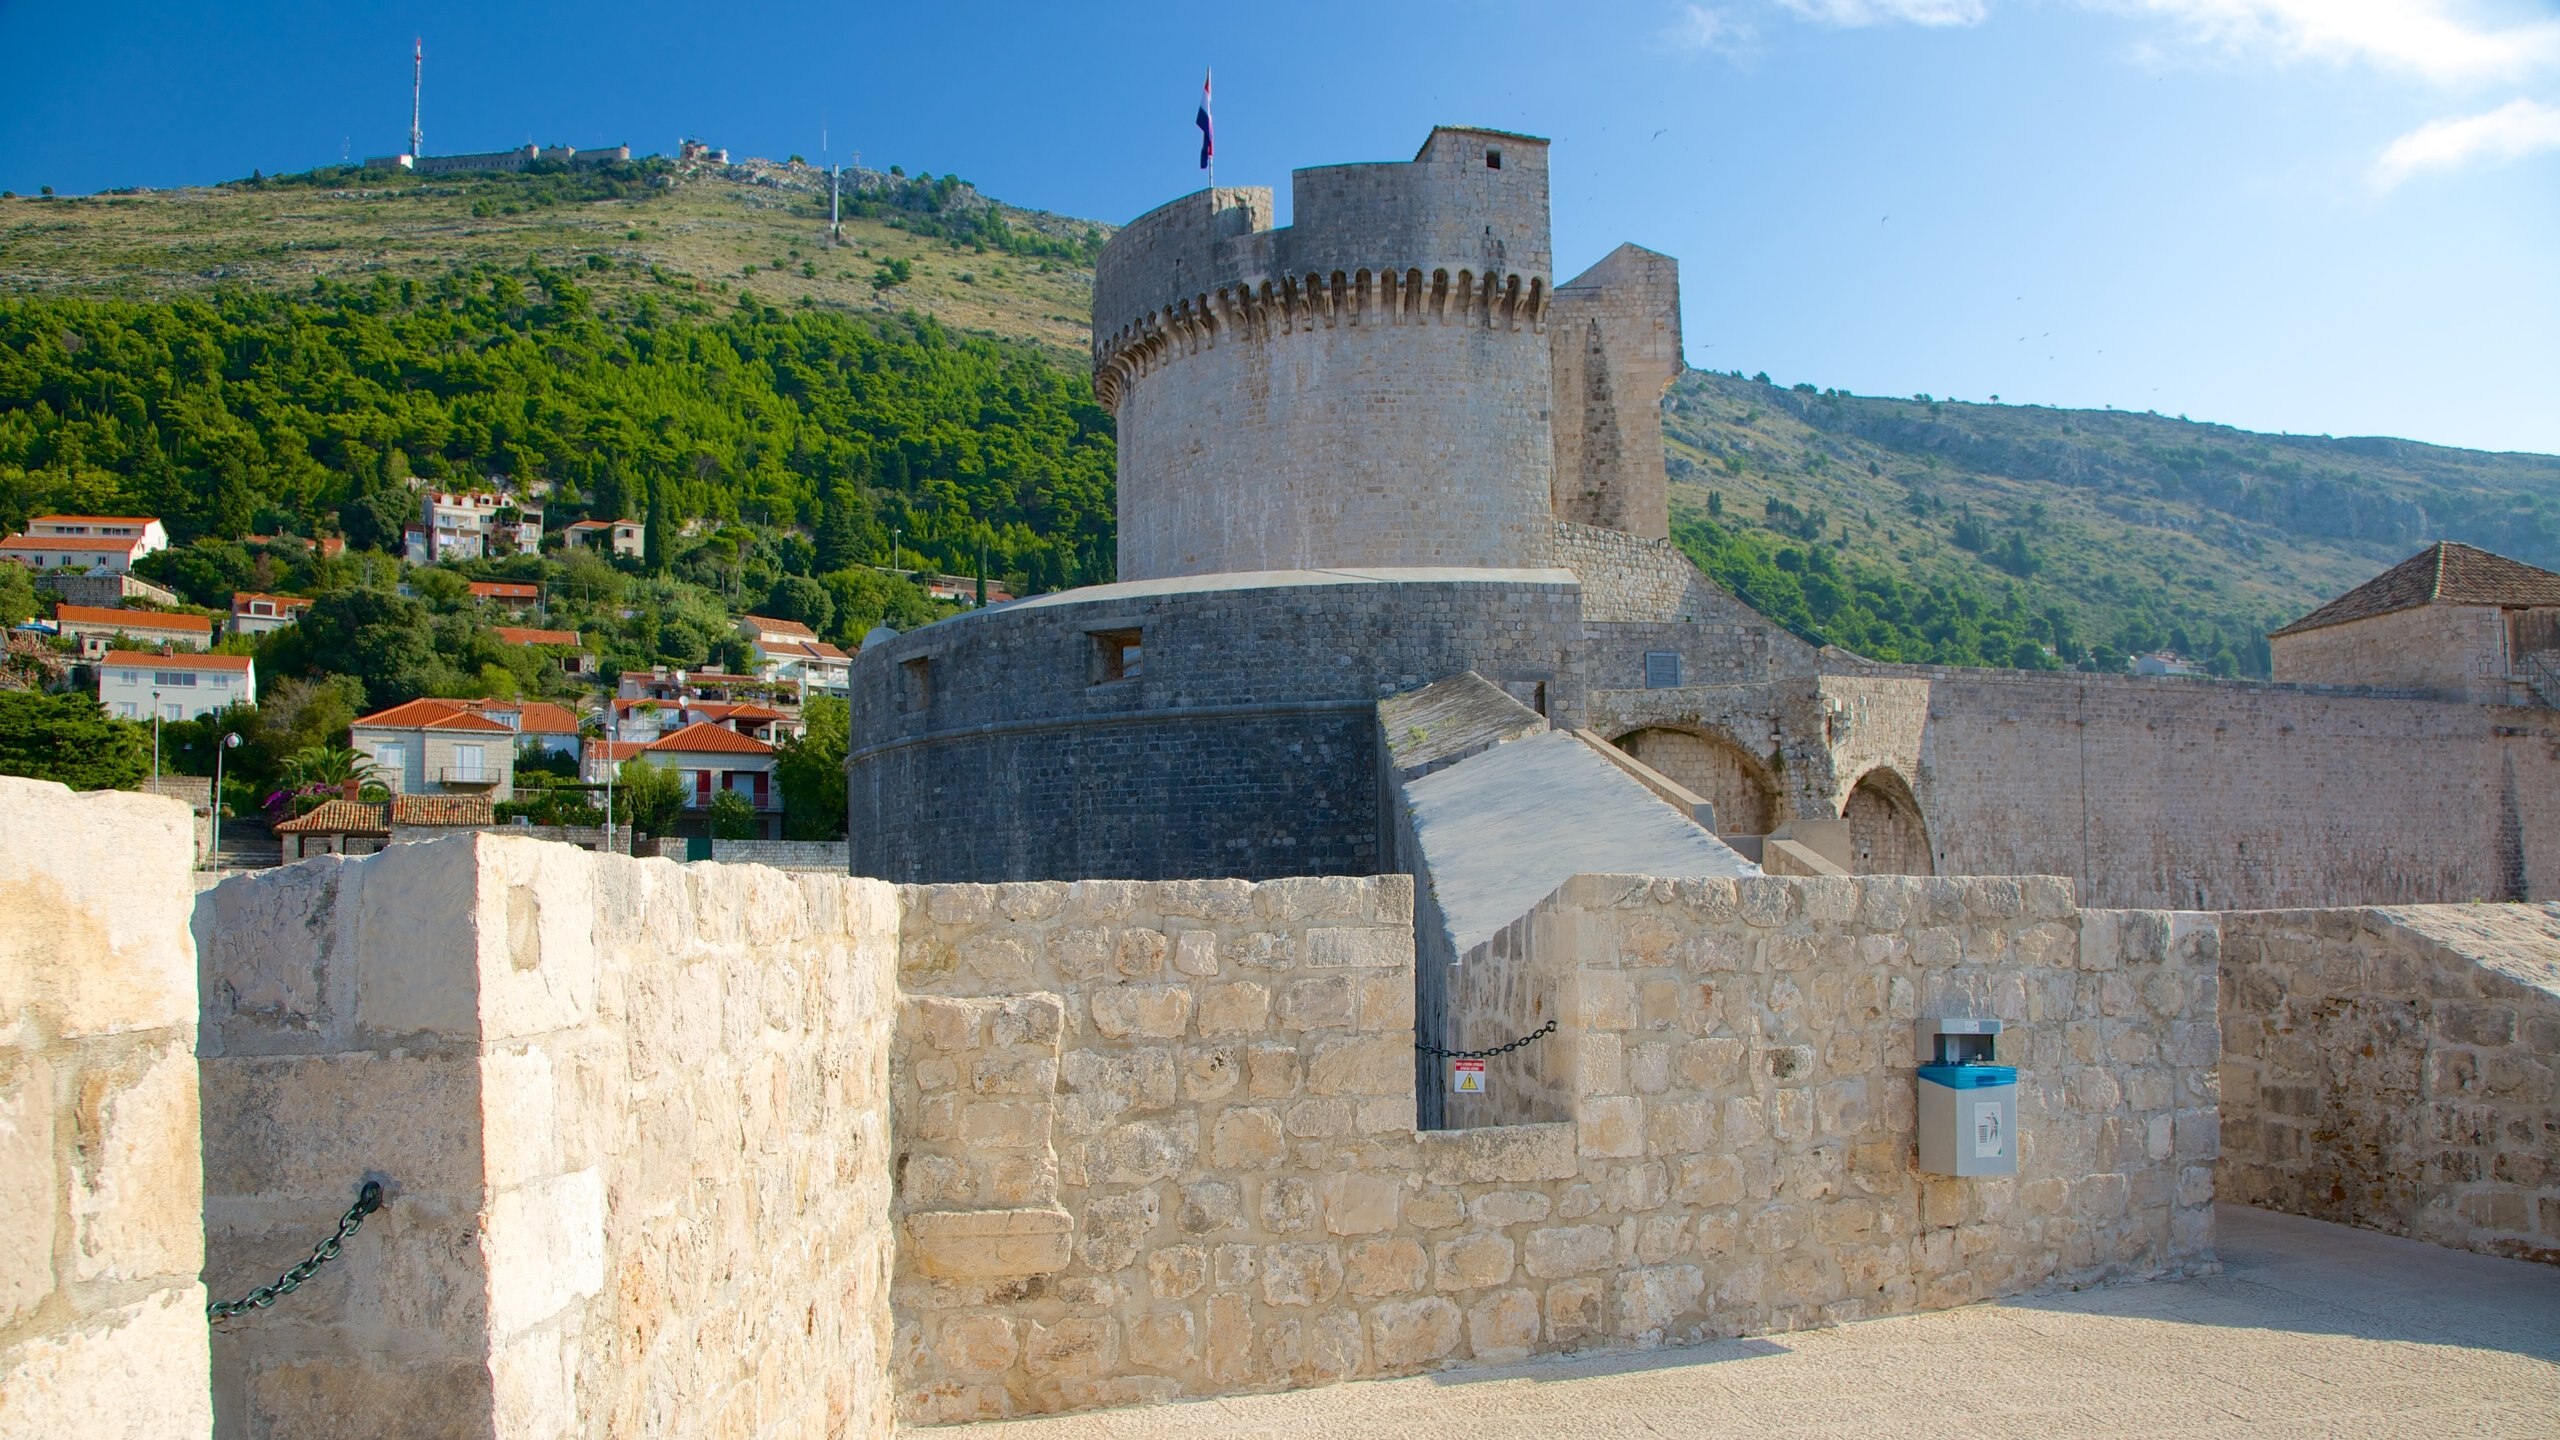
1662 373 2560 675
6 157 2557 681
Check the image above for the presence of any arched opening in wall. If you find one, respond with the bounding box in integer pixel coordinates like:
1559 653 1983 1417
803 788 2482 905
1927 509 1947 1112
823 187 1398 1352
1611 727 1776 836
1843 769 1933 876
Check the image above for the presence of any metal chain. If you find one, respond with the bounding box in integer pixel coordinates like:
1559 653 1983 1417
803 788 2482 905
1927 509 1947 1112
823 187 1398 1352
207 1181 383 1323
1416 1019 1556 1059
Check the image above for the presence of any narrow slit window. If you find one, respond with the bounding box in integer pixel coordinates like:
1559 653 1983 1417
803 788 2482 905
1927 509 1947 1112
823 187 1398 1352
1485 148 1502 170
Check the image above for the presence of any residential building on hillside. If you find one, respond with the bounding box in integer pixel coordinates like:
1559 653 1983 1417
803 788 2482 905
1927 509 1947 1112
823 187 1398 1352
616 667 765 703
450 697 585 761
21 515 169 552
918 573 1016 606
493 625 592 676
2130 652 2204 678
627 721 780 838
562 519 646 559
411 491 543 563
97 650 255 722
54 604 214 659
350 698 519 800
2271 541 2560 705
606 696 796 746
737 615 852 695
469 581 542 613
228 592 313 637
2 534 151 575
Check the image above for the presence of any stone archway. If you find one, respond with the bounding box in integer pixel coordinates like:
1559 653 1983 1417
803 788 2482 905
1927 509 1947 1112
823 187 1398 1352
1613 727 1778 836
1842 768 1933 875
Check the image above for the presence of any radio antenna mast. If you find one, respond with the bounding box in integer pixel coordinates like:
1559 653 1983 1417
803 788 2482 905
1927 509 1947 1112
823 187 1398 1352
408 38 424 160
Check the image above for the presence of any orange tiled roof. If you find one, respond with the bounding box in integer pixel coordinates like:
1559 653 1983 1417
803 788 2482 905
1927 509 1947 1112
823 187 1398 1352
586 739 651 764
2271 542 2560 638
469 581 541 600
272 798 388 835
743 614 819 639
493 625 581 647
647 721 775 756
2 534 144 554
100 649 252 671
389 793 495 826
230 592 312 613
30 514 159 526
55 604 213 632
351 698 515 733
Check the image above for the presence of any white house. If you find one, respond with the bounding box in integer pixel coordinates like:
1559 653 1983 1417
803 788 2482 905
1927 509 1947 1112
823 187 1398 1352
411 491 542 563
563 519 645 559
97 650 255 722
23 515 168 552
349 698 519 801
228 592 313 637
737 615 851 695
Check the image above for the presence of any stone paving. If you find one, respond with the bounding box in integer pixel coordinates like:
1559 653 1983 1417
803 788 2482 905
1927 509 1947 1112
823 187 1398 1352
907 1206 2560 1438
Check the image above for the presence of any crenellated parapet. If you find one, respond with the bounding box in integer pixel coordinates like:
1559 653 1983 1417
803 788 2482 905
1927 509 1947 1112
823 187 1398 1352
1093 263 1549 409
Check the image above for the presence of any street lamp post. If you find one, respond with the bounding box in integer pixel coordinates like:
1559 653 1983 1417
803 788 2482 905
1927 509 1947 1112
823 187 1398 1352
210 732 242 869
151 690 162 783
600 712 620 855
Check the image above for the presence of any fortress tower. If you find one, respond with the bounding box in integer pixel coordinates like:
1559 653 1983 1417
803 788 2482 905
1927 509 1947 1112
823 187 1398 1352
1094 127 1680 579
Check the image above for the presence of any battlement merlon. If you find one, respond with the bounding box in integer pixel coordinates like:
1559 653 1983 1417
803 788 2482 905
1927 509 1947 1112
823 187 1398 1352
1092 127 1553 370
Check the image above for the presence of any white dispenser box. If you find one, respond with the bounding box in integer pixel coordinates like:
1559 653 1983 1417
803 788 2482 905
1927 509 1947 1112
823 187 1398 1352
1916 1017 2017 1177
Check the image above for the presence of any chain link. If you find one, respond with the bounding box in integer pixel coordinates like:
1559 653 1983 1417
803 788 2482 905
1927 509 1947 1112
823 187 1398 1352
1416 1019 1556 1059
207 1181 382 1324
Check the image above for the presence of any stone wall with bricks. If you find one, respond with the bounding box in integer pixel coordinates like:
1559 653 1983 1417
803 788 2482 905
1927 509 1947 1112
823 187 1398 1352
887 869 2219 1424
196 837 901 1440
0 777 209 1437
1591 665 2560 911
2220 902 2560 1263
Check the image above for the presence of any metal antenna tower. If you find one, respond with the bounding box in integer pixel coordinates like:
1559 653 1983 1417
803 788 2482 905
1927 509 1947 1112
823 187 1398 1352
409 38 424 160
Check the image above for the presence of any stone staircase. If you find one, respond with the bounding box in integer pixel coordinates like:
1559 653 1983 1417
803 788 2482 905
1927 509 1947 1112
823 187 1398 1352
2524 649 2560 709
209 814 282 871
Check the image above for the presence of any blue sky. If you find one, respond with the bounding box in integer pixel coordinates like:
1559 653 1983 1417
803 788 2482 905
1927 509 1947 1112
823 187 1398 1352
2 1 2555 454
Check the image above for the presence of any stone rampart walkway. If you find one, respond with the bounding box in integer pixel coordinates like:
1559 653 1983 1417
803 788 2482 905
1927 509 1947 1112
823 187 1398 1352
908 1207 2560 1438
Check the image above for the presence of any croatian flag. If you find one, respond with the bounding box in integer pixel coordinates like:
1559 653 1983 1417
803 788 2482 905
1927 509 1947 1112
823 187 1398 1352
1196 68 1214 171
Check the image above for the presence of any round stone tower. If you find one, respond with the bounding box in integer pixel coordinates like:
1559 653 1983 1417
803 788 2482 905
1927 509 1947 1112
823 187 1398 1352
1093 127 1559 581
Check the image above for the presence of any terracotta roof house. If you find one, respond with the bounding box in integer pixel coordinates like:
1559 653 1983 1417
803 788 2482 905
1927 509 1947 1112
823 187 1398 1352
625 721 781 837
349 698 519 800
492 625 593 676
272 788 498 860
468 580 542 612
739 615 853 696
2271 541 2560 705
53 604 215 660
449 698 586 759
229 592 313 637
0 533 152 575
563 518 645 559
96 650 256 722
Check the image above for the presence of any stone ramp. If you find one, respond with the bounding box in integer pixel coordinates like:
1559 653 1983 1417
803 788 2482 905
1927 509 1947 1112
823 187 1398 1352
900 1206 2560 1438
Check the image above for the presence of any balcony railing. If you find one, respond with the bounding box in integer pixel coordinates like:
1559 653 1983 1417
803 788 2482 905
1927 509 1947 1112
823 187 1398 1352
683 791 781 811
438 768 501 787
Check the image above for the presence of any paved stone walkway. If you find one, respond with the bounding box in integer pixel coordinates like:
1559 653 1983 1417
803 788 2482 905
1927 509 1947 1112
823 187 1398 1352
908 1207 2560 1438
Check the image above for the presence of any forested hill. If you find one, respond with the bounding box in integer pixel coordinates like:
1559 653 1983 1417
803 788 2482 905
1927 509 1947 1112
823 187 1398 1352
0 267 1117 594
1657 372 2560 676
5 161 2557 680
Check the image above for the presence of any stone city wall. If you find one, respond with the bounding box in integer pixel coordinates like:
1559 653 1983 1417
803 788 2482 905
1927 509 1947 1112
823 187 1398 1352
847 573 1585 884
889 869 2219 1425
0 778 209 1438
2220 903 2560 1263
197 838 900 1440
1593 667 2560 910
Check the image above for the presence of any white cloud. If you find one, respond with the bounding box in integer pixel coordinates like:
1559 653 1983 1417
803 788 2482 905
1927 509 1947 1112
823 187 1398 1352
2112 1 2560 84
1775 0 1990 24
2372 96 2560 185
1664 3 1758 55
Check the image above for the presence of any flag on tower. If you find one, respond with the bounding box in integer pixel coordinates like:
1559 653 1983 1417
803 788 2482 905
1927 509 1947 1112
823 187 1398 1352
1196 69 1214 171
